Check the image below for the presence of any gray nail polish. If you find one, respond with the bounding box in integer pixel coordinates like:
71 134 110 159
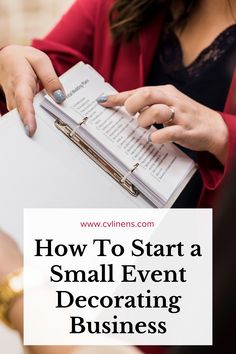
96 95 108 103
24 125 30 137
53 89 66 104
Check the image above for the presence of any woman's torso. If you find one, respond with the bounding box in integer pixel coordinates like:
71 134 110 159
147 22 236 207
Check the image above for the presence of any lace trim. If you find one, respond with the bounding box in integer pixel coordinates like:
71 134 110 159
159 24 236 78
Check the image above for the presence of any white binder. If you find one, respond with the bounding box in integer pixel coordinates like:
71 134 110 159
0 92 152 248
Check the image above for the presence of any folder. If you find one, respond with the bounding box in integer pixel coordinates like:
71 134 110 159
0 62 196 246
0 96 152 248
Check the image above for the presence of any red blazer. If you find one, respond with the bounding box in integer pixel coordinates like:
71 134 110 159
30 0 235 209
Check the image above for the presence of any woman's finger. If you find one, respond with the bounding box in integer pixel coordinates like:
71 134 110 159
138 104 177 128
28 50 66 103
150 125 184 145
124 89 178 115
97 89 136 107
15 83 37 136
99 87 178 115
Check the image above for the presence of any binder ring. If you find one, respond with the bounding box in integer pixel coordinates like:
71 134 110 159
69 117 88 137
121 163 139 184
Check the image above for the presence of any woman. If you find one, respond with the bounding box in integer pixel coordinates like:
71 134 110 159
0 2 235 352
0 0 236 207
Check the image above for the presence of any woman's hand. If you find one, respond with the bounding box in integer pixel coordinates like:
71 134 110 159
0 231 23 333
98 85 229 165
0 45 66 137
0 230 22 284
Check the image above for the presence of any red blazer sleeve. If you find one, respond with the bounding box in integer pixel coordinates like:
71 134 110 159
32 0 101 75
198 112 236 207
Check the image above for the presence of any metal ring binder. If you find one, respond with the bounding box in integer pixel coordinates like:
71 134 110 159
69 117 88 137
121 163 140 184
54 119 140 197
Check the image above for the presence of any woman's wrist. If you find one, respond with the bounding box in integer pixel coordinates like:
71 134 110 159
207 112 228 166
8 295 23 335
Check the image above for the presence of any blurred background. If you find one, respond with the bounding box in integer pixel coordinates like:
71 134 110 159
0 0 74 46
0 2 74 352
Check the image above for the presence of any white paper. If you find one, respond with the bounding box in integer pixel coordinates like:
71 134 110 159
42 63 196 206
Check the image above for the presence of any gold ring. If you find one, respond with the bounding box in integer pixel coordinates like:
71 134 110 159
166 107 175 124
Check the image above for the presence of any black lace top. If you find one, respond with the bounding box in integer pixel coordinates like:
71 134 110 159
147 24 236 207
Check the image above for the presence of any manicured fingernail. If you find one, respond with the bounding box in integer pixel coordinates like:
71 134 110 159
96 95 109 103
24 125 30 137
53 89 66 103
147 132 153 143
